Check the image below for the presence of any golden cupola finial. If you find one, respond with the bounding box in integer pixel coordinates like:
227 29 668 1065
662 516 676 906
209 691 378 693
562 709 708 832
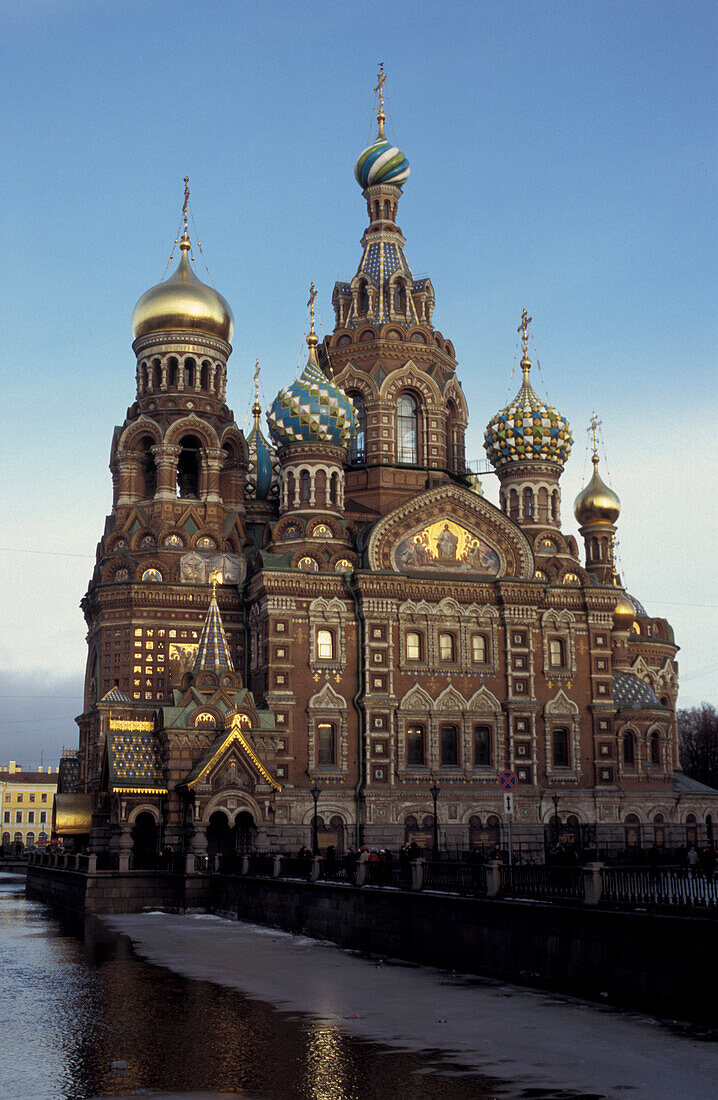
375 63 387 139
518 307 532 383
252 358 262 427
306 280 319 359
131 176 234 343
179 176 191 251
573 412 621 527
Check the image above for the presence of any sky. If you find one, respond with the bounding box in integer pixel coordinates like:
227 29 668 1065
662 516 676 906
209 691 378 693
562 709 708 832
1 0 716 766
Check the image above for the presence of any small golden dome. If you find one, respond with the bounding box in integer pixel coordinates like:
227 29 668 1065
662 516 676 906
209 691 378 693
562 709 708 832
574 456 621 526
613 592 635 631
132 237 234 343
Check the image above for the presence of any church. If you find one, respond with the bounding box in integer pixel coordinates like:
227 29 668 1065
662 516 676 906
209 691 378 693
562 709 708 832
62 76 716 864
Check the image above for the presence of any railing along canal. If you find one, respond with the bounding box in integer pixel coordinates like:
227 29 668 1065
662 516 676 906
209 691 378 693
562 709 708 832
499 864 585 902
601 866 718 910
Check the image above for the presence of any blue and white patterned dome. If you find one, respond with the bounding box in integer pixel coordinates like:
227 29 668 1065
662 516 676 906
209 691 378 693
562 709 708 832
355 137 410 189
268 340 357 449
246 418 279 501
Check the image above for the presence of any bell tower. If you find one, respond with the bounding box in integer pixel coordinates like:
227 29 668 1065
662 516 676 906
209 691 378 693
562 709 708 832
324 69 469 518
77 181 248 794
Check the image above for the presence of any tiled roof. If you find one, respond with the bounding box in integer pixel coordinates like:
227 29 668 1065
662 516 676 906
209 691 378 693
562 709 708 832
193 595 234 674
107 731 165 792
101 686 132 703
613 673 663 709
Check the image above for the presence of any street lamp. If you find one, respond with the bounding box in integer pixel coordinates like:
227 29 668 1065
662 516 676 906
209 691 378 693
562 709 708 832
310 782 321 856
429 776 441 862
551 792 561 844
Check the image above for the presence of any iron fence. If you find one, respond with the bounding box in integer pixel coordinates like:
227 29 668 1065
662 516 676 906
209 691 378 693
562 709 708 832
500 864 585 902
601 867 718 911
422 860 487 895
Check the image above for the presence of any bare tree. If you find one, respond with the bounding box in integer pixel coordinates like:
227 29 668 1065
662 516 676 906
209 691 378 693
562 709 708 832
679 705 718 789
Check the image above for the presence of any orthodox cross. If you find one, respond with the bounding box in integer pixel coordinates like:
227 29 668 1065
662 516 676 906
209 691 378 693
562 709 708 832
209 567 222 596
252 358 261 423
375 63 386 137
589 411 602 461
518 308 532 359
182 176 190 236
307 281 317 335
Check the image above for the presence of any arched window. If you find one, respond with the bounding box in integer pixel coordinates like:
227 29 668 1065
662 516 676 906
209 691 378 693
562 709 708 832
359 283 369 315
299 470 310 503
624 813 640 848
397 393 419 464
406 631 422 661
551 490 559 523
471 634 487 664
317 723 335 766
177 435 201 498
474 725 492 766
549 639 565 668
524 487 534 519
200 360 210 389
407 725 425 766
316 629 334 660
384 199 391 219
348 392 366 465
508 488 519 520
447 399 459 473
394 281 406 313
184 357 196 389
441 725 459 766
139 436 156 499
623 731 635 768
439 633 455 662
552 728 570 768
168 357 179 387
650 730 660 766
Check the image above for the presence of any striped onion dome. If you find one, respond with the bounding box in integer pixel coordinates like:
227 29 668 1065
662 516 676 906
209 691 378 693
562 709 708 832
268 335 357 449
485 361 572 469
355 136 410 189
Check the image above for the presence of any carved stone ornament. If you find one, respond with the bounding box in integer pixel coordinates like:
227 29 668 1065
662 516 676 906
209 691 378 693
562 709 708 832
367 484 534 579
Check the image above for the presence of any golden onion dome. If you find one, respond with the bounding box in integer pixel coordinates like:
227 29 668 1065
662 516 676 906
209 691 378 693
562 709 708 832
613 592 636 631
574 455 621 527
132 235 234 343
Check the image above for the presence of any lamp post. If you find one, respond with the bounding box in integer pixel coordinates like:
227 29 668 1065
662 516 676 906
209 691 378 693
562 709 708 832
551 792 561 844
429 776 441 862
310 782 321 856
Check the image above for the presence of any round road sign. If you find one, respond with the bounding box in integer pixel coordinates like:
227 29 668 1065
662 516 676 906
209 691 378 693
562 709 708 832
498 770 518 791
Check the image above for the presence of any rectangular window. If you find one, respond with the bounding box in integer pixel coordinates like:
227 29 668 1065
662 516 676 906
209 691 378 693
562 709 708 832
439 633 455 662
317 723 335 766
28 812 34 824
15 812 22 824
40 812 46 824
29 794 35 803
316 629 334 660
406 631 422 661
471 634 487 663
41 794 47 802
549 639 565 667
441 725 459 766
407 725 425 766
552 728 570 768
3 812 8 824
474 725 491 766
17 794 23 803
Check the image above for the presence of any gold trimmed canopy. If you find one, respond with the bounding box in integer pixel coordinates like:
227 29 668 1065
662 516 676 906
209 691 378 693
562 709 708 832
53 794 94 836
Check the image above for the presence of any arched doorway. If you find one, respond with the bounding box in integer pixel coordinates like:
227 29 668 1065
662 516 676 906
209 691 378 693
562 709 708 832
685 813 698 848
469 815 500 854
207 810 234 859
131 812 158 869
235 810 255 854
624 814 641 852
404 815 434 852
315 815 344 855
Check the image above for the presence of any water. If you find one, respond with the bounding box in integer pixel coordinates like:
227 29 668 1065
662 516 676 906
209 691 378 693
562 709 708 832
0 875 502 1099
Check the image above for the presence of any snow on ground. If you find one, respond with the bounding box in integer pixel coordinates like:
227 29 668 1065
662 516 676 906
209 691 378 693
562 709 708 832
104 912 717 1100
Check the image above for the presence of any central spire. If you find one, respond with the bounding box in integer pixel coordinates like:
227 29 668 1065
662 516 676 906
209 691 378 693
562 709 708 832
375 63 387 140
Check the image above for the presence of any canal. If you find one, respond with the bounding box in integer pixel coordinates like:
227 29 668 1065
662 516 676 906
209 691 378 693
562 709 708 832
3 872 717 1099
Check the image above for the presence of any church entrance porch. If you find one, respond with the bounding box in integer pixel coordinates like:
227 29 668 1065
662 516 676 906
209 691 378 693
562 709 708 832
131 812 158 869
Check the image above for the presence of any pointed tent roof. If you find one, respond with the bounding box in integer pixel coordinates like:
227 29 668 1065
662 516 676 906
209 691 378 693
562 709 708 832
193 573 234 675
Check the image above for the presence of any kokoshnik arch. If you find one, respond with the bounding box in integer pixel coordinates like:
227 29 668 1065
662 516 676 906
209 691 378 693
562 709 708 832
56 75 717 863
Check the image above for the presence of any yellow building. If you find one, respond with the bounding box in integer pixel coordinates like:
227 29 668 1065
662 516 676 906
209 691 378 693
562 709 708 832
0 762 58 850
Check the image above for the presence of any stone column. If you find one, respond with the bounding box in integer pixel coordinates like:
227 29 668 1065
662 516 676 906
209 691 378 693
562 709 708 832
152 444 181 501
582 862 604 906
202 448 224 504
118 824 133 873
116 456 137 507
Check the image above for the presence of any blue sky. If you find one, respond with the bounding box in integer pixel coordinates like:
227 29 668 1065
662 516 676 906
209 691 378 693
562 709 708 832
1 0 716 764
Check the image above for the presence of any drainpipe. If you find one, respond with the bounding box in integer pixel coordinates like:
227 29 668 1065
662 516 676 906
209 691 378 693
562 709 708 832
345 572 366 848
238 581 249 686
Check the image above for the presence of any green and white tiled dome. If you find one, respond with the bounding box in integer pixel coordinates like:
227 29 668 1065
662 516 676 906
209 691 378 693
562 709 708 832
484 366 572 469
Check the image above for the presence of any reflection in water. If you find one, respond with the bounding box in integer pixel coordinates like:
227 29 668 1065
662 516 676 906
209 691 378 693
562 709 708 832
0 875 499 1100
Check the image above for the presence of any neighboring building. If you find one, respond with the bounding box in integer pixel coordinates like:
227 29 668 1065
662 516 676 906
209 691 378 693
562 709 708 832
0 763 58 850
72 82 717 864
